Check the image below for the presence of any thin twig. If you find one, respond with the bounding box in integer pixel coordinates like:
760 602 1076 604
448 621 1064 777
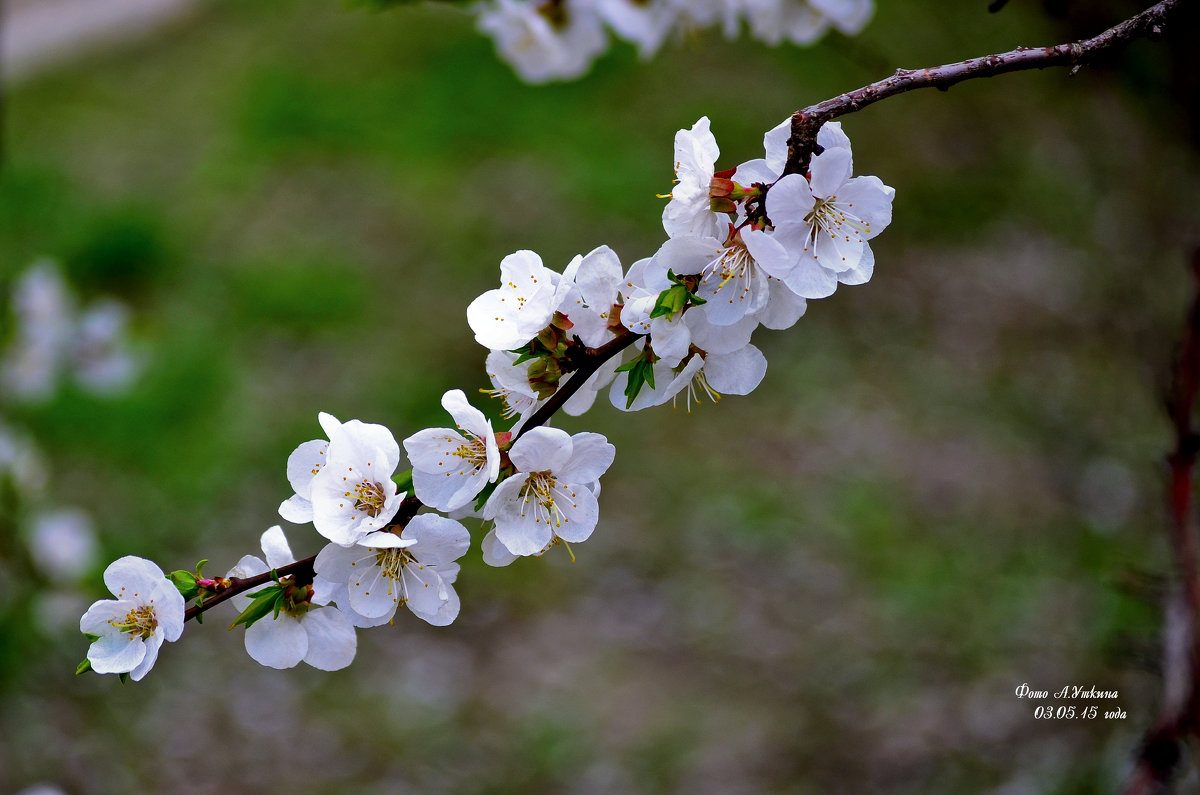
783 0 1182 175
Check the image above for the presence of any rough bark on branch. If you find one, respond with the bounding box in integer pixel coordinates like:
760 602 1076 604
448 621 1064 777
784 0 1182 176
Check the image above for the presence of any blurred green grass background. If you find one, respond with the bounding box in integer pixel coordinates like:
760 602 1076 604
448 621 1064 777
2 0 1199 791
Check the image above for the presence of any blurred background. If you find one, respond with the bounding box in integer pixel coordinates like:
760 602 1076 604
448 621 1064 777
2 0 1199 792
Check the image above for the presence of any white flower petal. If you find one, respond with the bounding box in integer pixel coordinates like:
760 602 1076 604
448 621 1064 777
260 526 295 570
89 630 147 674
809 146 853 199
403 514 471 566
103 556 164 600
704 345 768 395
782 257 838 300
300 608 357 671
347 562 401 619
401 566 459 626
286 439 328 497
546 483 599 544
839 243 875 286
278 495 314 524
755 278 808 330
495 497 555 556
128 631 164 681
441 389 490 438
244 615 308 669
508 426 573 473
481 529 519 567
558 432 615 484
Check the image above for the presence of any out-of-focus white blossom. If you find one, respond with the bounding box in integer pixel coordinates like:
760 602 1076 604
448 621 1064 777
2 262 75 401
28 508 98 581
474 0 873 83
1 261 140 401
477 0 608 84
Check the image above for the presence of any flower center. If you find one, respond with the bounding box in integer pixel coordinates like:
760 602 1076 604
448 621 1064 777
703 243 755 291
375 547 416 581
520 470 574 529
452 435 489 471
804 196 871 250
348 480 386 518
110 604 157 639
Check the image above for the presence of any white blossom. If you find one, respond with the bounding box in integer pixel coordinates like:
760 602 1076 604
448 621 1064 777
280 412 405 547
79 556 184 680
404 389 501 512
767 123 894 288
662 117 727 242
482 350 540 422
467 249 563 351
2 261 139 401
314 514 469 627
72 300 139 395
555 244 624 348
28 508 98 581
594 0 679 57
0 421 47 495
227 526 357 671
483 427 614 557
477 0 609 84
2 261 74 401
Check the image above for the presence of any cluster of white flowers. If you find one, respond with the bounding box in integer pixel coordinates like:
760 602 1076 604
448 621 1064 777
2 260 139 402
476 0 874 83
80 115 892 679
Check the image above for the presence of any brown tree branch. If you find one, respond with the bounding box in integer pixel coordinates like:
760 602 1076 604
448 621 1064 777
1122 248 1200 793
183 332 642 623
784 0 1182 176
517 329 642 438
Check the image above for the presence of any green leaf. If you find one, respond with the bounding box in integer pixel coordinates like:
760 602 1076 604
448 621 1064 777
623 358 656 408
649 284 688 320
76 658 93 675
195 559 209 578
229 584 285 631
167 569 200 601
118 672 129 684
393 468 414 494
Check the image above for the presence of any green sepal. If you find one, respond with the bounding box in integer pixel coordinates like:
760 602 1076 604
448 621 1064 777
473 478 502 514
82 632 101 643
393 468 414 494
118 672 129 685
167 569 200 601
229 584 285 631
510 346 539 365
76 658 93 675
